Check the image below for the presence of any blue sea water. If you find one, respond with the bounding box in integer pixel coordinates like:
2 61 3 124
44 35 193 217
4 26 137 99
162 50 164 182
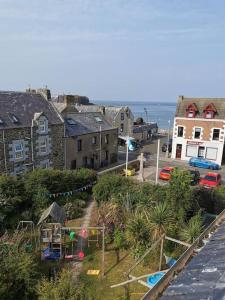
93 100 176 129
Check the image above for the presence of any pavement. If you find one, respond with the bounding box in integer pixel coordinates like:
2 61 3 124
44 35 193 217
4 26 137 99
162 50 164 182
119 136 225 185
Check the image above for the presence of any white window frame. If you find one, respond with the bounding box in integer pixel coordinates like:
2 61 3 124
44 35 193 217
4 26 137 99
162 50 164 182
193 127 202 140
212 128 220 141
39 119 47 133
205 111 213 119
92 136 97 144
177 126 184 137
14 142 24 160
186 145 198 157
206 147 218 161
39 138 48 154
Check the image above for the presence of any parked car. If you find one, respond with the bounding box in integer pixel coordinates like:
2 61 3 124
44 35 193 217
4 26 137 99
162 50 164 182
189 157 220 170
199 172 222 188
159 166 174 180
188 169 200 185
161 139 172 153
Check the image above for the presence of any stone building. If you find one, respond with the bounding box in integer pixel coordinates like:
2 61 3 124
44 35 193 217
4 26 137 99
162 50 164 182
171 96 225 165
53 100 118 169
0 91 65 175
75 104 134 136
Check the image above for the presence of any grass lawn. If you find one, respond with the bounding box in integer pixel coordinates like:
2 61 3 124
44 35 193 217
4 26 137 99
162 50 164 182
81 242 161 300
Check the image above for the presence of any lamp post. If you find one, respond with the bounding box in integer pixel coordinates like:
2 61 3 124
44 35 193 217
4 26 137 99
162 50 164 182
166 119 171 158
125 138 129 177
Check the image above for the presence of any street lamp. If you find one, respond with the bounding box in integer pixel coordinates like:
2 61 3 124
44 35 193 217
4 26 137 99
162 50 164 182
125 137 129 177
166 119 171 158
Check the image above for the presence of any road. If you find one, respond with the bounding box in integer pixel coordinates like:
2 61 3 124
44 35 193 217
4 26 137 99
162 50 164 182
118 136 225 185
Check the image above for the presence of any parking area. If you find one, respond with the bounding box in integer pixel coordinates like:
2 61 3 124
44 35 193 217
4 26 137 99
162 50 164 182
140 137 225 185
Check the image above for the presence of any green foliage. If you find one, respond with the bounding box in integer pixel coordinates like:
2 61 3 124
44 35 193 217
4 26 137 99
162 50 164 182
37 268 89 300
0 243 38 300
148 202 174 240
167 168 192 222
64 202 83 219
180 213 203 243
126 212 151 258
93 174 132 204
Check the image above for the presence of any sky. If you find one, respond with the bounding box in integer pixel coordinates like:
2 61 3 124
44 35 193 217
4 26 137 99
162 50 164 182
1 0 225 101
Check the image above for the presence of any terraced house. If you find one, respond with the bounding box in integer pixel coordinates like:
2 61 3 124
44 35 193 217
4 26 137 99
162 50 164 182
53 96 118 169
172 96 225 165
0 91 65 175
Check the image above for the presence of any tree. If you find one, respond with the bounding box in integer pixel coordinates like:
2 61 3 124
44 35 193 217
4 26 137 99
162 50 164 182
180 213 203 243
114 228 126 263
166 168 192 222
0 243 38 300
37 268 89 300
126 212 152 258
148 202 174 240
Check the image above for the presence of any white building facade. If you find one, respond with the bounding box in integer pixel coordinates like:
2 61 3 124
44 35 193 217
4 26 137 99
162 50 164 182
171 96 225 166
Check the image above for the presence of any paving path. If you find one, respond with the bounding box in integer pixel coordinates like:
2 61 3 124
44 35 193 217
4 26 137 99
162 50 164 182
71 199 95 278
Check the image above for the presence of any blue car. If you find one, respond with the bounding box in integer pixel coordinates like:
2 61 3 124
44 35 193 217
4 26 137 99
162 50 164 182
189 157 220 170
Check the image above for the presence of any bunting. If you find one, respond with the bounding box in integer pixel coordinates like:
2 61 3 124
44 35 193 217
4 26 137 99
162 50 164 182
48 181 96 198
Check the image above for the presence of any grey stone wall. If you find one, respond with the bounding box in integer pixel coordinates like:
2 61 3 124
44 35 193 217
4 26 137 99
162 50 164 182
0 123 64 175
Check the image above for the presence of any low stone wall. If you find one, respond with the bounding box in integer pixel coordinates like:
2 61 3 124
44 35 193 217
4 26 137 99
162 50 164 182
97 159 140 176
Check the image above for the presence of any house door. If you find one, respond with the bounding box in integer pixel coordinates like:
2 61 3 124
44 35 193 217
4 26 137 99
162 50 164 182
176 144 182 159
198 146 205 158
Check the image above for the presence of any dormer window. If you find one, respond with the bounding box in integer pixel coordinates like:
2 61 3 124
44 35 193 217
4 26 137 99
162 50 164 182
39 119 47 133
203 103 216 119
186 103 198 118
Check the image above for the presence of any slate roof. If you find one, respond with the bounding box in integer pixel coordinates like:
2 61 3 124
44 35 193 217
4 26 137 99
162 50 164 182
38 202 66 225
176 96 225 119
65 112 115 137
160 220 225 300
0 91 63 128
76 104 133 123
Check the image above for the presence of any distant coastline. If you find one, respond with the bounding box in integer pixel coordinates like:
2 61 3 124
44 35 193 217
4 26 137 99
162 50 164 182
93 100 176 129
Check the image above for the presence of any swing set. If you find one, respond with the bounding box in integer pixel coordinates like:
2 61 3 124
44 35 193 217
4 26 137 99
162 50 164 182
40 223 106 276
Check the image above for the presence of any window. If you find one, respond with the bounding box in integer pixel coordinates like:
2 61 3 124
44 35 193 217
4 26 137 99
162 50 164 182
186 145 198 157
120 124 124 132
92 136 97 144
40 138 47 153
14 142 23 159
212 129 220 141
40 160 49 169
121 113 124 121
177 126 184 137
205 111 213 119
188 111 194 118
95 116 102 123
105 134 109 144
39 120 47 133
206 147 218 160
194 128 201 139
198 146 205 158
105 150 109 161
77 139 82 152
83 156 88 167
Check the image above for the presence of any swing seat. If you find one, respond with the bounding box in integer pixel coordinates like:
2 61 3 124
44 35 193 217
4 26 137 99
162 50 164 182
65 255 74 260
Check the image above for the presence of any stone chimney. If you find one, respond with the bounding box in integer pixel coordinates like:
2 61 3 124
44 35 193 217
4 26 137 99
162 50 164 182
37 88 51 100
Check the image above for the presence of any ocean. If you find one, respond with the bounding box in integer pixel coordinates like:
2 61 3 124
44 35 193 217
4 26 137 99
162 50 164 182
93 100 176 129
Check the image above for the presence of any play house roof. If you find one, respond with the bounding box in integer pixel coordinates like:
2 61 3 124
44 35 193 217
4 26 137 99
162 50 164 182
37 202 66 225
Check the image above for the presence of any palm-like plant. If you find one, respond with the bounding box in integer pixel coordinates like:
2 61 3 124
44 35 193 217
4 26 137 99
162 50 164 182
180 214 203 244
148 202 174 240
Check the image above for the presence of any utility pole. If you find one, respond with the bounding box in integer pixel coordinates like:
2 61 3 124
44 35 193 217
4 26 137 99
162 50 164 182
125 138 129 177
155 139 160 184
99 125 102 168
166 119 171 158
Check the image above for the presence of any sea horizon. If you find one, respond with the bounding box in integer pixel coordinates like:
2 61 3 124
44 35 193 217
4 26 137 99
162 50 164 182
93 99 176 129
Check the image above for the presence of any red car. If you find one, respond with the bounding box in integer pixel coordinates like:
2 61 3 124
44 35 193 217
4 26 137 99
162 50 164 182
159 166 174 181
199 172 222 188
